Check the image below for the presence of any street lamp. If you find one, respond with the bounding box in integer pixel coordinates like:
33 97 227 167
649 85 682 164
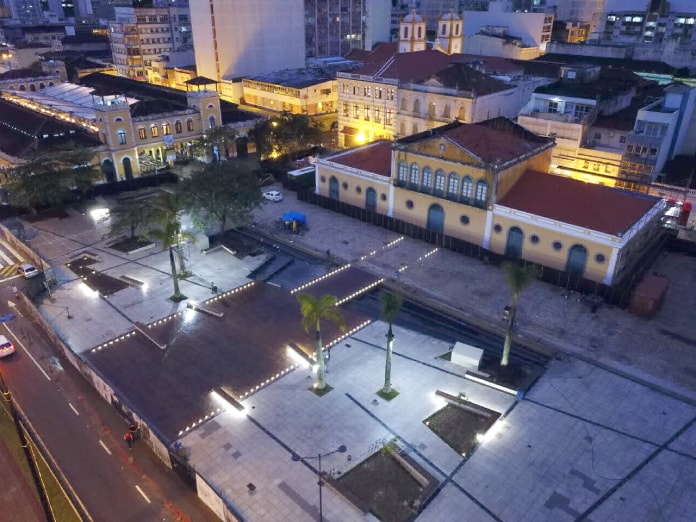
291 444 347 522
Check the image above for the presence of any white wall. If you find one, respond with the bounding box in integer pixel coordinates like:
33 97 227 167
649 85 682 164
463 10 548 47
190 0 305 81
365 0 392 50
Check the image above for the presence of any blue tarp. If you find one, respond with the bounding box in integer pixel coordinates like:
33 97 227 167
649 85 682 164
282 211 307 225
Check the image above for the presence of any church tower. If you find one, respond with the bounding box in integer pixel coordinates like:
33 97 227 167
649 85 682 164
433 9 464 55
398 3 427 53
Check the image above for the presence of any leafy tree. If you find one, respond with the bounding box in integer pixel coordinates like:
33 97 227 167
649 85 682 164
192 125 237 161
501 261 537 366
5 142 99 213
148 191 194 301
180 162 262 234
108 198 153 240
297 293 345 390
379 291 403 395
251 112 322 160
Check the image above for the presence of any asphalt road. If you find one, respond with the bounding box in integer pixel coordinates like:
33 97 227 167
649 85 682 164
0 281 217 522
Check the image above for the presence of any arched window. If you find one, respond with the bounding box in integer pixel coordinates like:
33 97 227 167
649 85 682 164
397 160 407 186
566 245 588 276
455 23 460 35
401 97 408 111
505 227 524 259
366 188 377 212
19 85 26 91
447 172 459 200
175 120 182 133
208 115 216 129
187 119 194 131
150 125 159 138
114 117 123 122
30 84 36 91
443 104 451 118
138 128 146 139
403 27 409 39
441 23 446 35
417 26 422 39
413 99 421 115
427 204 445 234
461 175 473 201
474 179 488 207
409 163 420 188
434 169 445 196
39 82 45 89
329 176 339 200
421 167 432 192
457 105 466 121
207 103 214 109
163 122 170 135
117 129 127 145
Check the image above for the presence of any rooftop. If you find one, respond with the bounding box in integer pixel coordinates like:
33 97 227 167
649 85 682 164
428 62 510 95
324 140 393 177
0 98 101 158
498 170 660 235
399 118 554 165
245 68 337 89
534 68 642 101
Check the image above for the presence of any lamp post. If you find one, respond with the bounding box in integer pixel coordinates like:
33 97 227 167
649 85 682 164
291 444 347 522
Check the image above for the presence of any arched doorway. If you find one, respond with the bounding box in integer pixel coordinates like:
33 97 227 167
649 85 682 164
329 177 339 200
123 157 133 181
505 226 524 259
566 245 588 277
365 188 377 212
235 136 248 157
101 159 116 183
427 204 444 234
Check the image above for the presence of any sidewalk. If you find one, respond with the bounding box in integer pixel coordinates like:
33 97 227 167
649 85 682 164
250 186 696 403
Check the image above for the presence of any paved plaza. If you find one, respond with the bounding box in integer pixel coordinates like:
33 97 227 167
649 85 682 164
10 182 696 521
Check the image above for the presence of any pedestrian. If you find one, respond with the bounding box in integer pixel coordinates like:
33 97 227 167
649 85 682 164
12 285 18 298
124 431 133 450
129 423 139 441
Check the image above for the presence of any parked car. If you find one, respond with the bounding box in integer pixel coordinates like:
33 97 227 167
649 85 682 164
0 335 15 358
17 262 39 278
263 190 284 202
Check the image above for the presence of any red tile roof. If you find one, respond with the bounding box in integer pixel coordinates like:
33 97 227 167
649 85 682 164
326 140 393 177
437 119 553 164
350 44 521 85
498 170 660 236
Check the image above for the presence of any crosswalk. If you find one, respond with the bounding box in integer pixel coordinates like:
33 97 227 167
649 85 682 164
0 240 30 280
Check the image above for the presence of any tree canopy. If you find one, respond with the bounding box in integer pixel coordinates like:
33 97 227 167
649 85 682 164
251 112 323 160
5 142 99 213
180 162 263 234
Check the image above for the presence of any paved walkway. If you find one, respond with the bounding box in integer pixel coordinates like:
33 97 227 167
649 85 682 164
11 183 696 521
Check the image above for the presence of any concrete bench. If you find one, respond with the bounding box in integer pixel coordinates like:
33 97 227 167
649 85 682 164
450 341 483 370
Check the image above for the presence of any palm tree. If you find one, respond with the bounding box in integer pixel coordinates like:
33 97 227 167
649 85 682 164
297 293 345 390
380 291 403 395
501 261 537 366
149 191 194 301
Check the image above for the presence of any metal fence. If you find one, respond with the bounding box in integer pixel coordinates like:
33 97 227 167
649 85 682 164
296 188 665 307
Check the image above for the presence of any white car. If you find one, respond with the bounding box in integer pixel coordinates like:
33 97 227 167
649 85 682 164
263 190 284 202
17 262 40 278
0 335 15 358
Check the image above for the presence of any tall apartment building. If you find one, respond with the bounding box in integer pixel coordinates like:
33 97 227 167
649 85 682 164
189 0 305 87
109 3 192 80
305 0 391 58
552 0 607 33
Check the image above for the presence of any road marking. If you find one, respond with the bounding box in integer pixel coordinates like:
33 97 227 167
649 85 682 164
99 439 112 455
135 485 151 503
3 324 51 381
68 402 80 416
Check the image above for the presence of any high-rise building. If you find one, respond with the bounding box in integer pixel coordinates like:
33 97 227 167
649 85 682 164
305 0 391 58
189 0 306 84
109 3 192 80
